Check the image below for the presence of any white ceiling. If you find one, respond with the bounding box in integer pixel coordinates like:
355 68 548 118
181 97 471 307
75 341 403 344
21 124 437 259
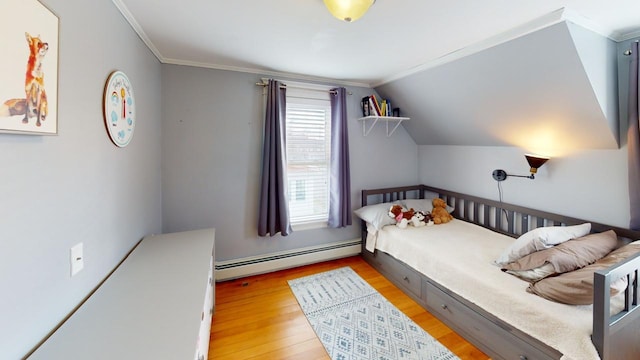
114 0 640 87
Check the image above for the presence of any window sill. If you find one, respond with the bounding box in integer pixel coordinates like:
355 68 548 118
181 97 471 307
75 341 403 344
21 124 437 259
291 221 328 231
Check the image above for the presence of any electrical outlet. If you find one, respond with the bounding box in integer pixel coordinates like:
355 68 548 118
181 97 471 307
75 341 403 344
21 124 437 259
70 243 84 277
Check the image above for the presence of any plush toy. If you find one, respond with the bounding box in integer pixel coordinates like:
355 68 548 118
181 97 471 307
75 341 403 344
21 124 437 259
410 211 426 227
431 198 453 224
388 204 415 229
413 210 434 227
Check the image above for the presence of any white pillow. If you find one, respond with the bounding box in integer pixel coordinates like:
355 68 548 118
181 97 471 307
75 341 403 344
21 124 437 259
353 202 399 230
402 199 454 213
494 223 591 266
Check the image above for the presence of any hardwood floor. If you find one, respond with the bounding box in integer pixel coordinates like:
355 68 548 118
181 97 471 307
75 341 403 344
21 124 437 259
209 256 489 359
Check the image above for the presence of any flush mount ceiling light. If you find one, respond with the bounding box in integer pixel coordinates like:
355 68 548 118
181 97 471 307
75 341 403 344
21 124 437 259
492 154 550 181
323 0 375 22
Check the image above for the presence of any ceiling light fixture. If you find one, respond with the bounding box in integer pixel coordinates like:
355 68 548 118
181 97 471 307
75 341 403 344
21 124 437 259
492 154 550 181
323 0 375 22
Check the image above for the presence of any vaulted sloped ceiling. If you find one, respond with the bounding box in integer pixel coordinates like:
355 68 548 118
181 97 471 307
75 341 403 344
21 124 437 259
374 21 619 156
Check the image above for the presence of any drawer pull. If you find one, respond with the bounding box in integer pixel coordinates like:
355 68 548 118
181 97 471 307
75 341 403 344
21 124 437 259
403 276 409 282
441 304 448 310
519 356 528 360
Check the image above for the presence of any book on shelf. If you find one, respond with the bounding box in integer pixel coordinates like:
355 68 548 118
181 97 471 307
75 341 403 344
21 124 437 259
370 95 382 116
361 96 371 117
361 95 400 118
368 96 380 116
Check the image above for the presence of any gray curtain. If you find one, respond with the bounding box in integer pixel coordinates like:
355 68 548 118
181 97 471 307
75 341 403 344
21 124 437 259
628 41 640 229
328 87 352 228
258 80 292 236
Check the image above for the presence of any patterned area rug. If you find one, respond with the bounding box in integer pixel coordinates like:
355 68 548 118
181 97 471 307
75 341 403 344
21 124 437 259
288 267 459 360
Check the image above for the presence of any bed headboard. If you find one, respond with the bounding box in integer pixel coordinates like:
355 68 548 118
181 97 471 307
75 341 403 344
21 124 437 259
361 184 640 242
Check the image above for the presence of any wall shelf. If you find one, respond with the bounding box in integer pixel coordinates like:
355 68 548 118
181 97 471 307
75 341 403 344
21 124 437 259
358 116 410 137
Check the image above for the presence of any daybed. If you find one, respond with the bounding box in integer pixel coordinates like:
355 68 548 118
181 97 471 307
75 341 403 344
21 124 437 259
357 185 640 360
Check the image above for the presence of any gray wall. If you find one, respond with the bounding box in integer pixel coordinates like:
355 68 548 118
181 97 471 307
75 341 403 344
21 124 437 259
0 0 162 358
161 64 418 261
413 37 637 228
375 22 620 152
418 145 628 227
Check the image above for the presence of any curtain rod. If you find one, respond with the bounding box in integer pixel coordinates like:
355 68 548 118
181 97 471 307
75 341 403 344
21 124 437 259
255 82 352 95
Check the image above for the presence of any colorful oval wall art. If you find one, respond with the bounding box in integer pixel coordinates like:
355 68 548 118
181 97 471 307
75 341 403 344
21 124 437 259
103 70 135 147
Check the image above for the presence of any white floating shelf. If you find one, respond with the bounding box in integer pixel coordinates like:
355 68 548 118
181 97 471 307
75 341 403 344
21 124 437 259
357 116 410 137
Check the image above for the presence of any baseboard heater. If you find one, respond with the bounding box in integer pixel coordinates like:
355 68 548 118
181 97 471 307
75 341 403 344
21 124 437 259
214 238 361 281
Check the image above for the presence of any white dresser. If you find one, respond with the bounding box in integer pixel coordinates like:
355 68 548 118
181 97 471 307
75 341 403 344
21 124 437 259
29 228 215 360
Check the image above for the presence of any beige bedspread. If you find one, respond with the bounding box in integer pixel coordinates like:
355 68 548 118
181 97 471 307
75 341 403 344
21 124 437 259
373 219 600 360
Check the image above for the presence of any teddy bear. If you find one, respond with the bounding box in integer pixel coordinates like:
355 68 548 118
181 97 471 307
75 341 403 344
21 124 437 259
388 204 415 228
431 198 453 224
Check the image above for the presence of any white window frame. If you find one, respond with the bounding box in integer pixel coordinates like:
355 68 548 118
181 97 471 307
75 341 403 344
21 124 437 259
284 81 333 230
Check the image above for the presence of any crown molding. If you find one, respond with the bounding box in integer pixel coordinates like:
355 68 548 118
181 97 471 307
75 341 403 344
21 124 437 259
111 0 164 62
113 0 371 88
160 57 371 88
620 29 640 42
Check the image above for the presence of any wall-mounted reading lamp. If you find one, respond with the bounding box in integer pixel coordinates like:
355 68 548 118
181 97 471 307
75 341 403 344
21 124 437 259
492 154 550 181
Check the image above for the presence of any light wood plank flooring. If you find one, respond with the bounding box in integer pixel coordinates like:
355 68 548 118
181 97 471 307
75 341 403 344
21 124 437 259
209 255 489 359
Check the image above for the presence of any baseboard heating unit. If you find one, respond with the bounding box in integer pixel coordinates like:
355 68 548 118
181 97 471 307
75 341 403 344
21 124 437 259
214 239 361 281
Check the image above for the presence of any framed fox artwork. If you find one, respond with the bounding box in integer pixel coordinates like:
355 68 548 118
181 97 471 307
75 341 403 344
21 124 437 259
0 0 58 135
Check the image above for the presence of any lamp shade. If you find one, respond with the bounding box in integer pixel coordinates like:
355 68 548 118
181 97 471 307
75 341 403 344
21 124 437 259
323 0 375 22
525 154 550 174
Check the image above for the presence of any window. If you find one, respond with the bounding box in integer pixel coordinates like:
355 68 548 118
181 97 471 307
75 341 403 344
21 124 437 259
285 83 332 227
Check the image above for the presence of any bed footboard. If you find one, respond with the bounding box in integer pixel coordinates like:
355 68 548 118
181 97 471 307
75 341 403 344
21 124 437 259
593 253 640 359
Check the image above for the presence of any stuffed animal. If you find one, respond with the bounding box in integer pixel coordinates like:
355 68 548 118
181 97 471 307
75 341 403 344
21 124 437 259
412 210 433 227
431 198 453 224
411 211 427 227
388 204 415 229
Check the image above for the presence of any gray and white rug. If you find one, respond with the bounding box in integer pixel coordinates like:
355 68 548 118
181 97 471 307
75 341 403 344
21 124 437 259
288 267 459 360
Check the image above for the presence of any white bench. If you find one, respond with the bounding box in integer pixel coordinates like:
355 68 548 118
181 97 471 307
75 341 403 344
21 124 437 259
29 228 215 360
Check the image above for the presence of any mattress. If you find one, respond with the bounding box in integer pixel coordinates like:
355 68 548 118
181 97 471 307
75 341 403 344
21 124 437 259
372 219 600 360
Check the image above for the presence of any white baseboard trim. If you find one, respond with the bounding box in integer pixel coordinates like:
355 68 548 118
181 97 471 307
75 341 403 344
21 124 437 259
214 239 361 281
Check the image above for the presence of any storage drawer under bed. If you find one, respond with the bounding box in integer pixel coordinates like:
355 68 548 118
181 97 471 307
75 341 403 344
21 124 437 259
367 250 422 299
425 281 560 360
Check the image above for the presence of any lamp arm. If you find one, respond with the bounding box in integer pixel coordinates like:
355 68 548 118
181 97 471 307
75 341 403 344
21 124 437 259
492 169 535 181
506 173 535 179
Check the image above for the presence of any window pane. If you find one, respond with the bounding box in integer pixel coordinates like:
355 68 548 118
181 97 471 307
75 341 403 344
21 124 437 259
286 103 331 224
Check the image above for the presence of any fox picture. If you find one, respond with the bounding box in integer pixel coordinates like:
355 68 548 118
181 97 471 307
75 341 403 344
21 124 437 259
0 32 49 127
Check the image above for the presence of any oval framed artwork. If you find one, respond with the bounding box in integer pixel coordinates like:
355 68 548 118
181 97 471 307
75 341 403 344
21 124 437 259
103 70 135 147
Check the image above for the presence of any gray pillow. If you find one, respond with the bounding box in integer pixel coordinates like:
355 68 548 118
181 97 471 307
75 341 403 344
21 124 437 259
502 230 618 274
527 241 640 305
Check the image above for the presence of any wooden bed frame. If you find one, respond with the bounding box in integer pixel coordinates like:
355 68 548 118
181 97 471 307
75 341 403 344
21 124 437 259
360 184 640 360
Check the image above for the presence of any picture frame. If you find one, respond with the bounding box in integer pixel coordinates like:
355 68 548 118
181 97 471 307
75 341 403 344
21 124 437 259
0 0 59 135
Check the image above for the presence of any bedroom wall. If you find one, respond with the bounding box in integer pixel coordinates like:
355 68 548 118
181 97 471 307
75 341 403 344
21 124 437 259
416 32 636 230
161 64 418 261
418 145 629 228
0 0 162 358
